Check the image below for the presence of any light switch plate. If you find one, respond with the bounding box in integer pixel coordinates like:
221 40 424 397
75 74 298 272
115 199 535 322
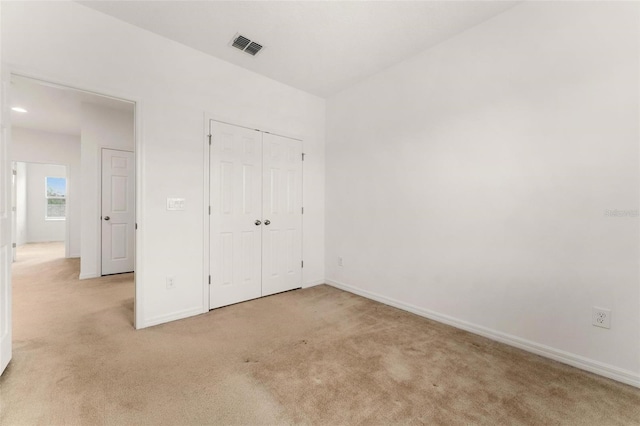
167 198 185 211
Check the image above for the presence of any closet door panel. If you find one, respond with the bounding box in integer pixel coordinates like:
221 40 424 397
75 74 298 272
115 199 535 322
261 133 302 296
209 121 263 309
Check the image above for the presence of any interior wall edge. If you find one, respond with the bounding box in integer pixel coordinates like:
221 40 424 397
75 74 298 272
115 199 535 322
325 278 640 389
78 272 99 280
141 306 204 329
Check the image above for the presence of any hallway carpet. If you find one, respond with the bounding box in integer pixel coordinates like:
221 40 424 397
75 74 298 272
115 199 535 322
1 242 639 425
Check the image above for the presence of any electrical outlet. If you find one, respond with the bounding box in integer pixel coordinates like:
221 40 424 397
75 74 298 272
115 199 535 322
338 257 343 267
166 276 175 290
592 307 611 329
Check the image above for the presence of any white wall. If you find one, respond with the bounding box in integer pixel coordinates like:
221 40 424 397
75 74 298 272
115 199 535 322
326 2 639 386
25 163 66 243
15 162 26 246
1 0 326 327
80 103 134 279
11 127 81 256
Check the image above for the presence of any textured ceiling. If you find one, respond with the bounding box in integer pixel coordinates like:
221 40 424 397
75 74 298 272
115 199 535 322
77 1 519 98
11 76 134 136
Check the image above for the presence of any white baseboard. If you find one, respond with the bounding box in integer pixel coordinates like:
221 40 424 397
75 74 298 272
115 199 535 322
141 307 204 329
326 279 640 389
78 272 99 280
303 279 325 288
69 252 80 258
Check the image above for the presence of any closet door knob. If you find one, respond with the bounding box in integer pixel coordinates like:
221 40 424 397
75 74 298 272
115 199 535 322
104 216 110 221
255 220 261 226
264 220 271 226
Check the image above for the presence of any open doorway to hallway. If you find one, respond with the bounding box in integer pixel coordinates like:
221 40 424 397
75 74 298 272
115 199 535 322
9 75 136 327
12 162 68 263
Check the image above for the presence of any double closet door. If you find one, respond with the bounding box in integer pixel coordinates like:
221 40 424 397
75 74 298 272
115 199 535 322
209 120 302 310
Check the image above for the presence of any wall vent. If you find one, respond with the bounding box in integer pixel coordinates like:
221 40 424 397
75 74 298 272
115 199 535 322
231 34 264 56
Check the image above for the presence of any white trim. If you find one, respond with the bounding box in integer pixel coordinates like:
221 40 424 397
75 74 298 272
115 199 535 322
142 307 204 328
303 279 325 288
96 147 102 277
133 99 144 329
326 278 640 389
205 112 304 142
300 140 305 290
202 113 211 314
64 166 70 258
1 60 14 375
637 20 640 393
7 66 139 110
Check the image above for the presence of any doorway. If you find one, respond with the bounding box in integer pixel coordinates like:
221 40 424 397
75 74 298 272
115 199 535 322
8 75 137 314
1 69 142 377
11 161 69 263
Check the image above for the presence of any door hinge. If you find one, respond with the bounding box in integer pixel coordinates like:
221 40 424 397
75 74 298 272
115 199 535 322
208 134 212 145
12 243 16 248
301 260 304 268
12 169 17 176
208 275 211 285
135 223 138 230
302 153 306 161
208 206 211 215
11 206 16 212
301 207 304 214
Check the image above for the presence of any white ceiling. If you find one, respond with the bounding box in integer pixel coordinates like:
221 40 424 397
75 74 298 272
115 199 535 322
10 76 134 136
77 1 520 98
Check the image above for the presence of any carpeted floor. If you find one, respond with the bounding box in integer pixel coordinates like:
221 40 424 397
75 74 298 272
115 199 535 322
1 242 639 425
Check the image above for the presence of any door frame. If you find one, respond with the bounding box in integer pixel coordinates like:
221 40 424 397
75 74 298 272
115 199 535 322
11 162 16 262
4 66 145 329
202 113 304 311
1 63 13 375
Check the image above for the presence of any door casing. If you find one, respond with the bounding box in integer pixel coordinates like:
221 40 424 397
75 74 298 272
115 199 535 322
1 65 13 375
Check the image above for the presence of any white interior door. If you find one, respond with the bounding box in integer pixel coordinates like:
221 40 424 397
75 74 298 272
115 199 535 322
1 66 13 375
261 133 303 296
101 149 135 275
209 121 263 309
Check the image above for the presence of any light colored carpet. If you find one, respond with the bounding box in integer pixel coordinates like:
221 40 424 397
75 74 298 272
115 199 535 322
1 242 639 425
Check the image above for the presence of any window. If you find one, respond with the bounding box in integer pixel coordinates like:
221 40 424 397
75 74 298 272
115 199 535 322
45 177 66 220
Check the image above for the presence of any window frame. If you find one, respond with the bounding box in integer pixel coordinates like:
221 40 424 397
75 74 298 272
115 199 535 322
45 176 67 221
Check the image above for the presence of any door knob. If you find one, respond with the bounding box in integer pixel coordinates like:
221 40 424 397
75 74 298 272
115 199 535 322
255 220 261 226
264 220 271 226
104 216 110 221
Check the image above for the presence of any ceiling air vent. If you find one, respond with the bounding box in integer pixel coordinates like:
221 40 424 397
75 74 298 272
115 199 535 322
244 42 263 56
231 34 264 56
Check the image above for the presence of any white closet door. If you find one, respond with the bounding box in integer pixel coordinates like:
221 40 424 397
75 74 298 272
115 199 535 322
209 121 263 309
261 133 302 297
